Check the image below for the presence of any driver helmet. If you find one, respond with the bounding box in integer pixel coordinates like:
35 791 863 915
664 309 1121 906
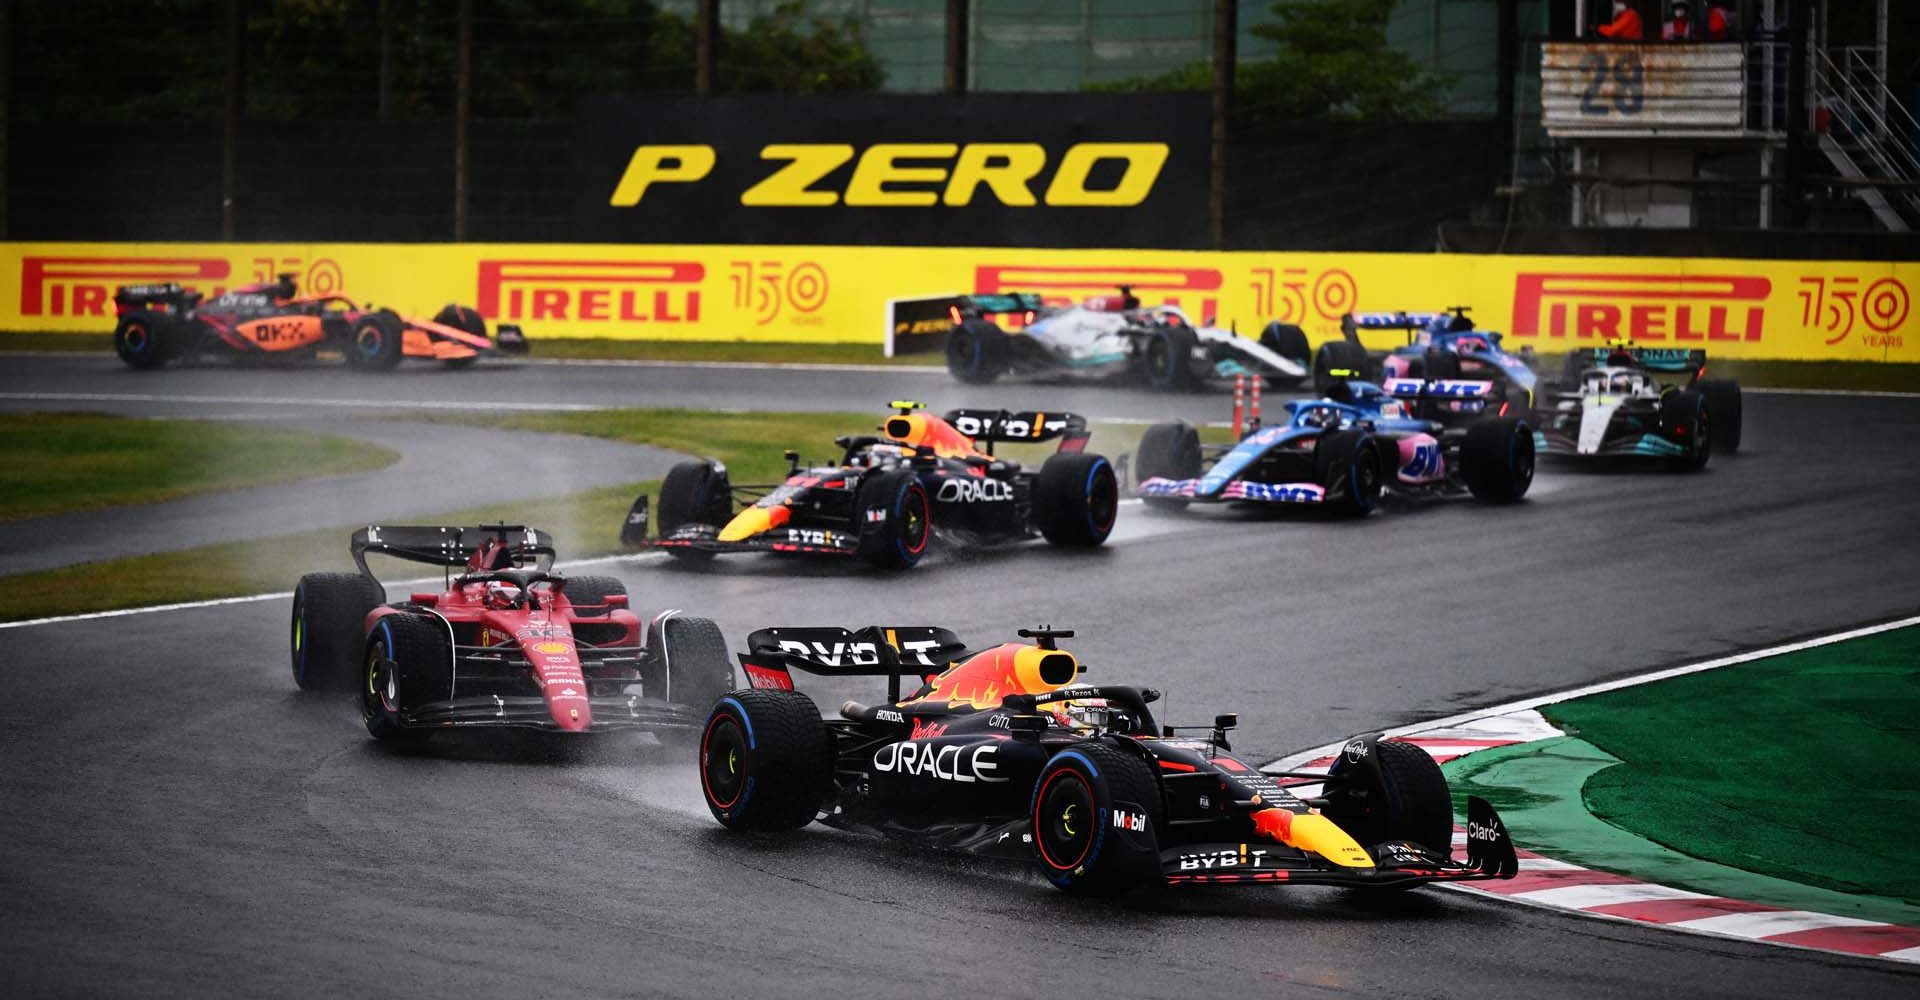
484 580 522 609
854 443 910 468
1049 697 1112 733
1609 372 1635 394
1300 405 1344 430
1455 335 1490 354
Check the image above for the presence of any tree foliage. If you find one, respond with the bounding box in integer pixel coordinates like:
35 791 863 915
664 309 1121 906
11 0 883 123
1089 0 1444 122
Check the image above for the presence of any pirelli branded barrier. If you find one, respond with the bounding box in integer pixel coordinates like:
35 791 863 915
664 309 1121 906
5 243 1916 362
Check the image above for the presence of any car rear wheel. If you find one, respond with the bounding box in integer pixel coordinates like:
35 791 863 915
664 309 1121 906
1142 324 1198 391
699 689 831 831
290 572 385 692
1660 390 1711 471
1031 741 1162 894
1312 341 1370 394
1697 377 1742 453
1134 420 1202 511
560 575 626 617
946 320 1009 384
344 311 404 370
657 461 734 562
651 615 734 715
855 469 931 569
1034 452 1118 547
1461 416 1535 502
1259 321 1310 375
1312 429 1383 516
361 613 450 745
113 312 175 370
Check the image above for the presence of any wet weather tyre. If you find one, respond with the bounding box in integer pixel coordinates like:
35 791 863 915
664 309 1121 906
1461 416 1535 502
290 572 384 692
1259 321 1310 370
1698 377 1742 453
699 689 831 831
946 320 1009 385
658 461 734 562
113 312 173 369
360 613 451 744
1031 741 1162 894
1134 420 1201 510
344 311 404 370
1660 390 1712 471
1034 452 1118 548
562 575 626 617
654 615 734 714
433 304 487 369
1313 341 1370 394
1324 739 1453 854
1312 429 1383 516
1143 324 1199 391
855 469 931 569
1422 348 1462 381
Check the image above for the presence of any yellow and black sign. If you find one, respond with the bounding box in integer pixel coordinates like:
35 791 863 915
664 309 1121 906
576 94 1209 248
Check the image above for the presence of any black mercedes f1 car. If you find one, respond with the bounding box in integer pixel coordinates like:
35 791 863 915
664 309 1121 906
698 624 1518 895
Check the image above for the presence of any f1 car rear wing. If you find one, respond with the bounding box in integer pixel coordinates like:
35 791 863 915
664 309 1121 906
1341 307 1474 345
954 292 1046 321
114 283 204 314
739 625 970 701
942 408 1091 453
1573 345 1706 375
350 524 556 581
1381 377 1496 401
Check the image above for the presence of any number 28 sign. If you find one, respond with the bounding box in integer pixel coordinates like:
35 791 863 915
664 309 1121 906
1542 43 1745 136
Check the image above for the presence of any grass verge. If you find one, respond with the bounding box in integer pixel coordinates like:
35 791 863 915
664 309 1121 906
0 408 1178 621
0 412 399 521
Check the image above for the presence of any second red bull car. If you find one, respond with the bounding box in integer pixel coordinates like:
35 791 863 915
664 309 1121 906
290 523 732 743
699 624 1518 895
620 402 1119 569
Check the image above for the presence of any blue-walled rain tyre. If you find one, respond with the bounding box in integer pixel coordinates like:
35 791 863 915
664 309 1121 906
700 690 830 831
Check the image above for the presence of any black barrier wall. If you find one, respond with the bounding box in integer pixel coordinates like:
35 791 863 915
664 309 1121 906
574 93 1210 248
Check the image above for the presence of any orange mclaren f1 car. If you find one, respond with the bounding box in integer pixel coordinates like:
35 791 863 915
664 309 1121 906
110 274 529 370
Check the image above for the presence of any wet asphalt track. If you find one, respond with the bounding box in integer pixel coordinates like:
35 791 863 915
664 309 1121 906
2 353 1918 998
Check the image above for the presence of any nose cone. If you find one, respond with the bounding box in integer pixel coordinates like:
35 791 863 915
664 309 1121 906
717 504 790 542
1252 807 1375 868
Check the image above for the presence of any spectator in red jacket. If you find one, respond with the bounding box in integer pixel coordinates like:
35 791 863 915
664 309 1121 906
1663 1 1729 40
1597 0 1644 40
1662 1 1696 40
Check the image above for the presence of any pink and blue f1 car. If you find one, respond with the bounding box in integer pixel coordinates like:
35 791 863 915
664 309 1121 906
1133 376 1534 515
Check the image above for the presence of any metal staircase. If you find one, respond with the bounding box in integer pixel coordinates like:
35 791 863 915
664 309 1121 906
1810 46 1920 232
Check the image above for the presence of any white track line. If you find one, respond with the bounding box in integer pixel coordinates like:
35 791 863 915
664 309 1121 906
1262 612 1920 771
0 551 670 631
0 391 606 412
0 504 1163 631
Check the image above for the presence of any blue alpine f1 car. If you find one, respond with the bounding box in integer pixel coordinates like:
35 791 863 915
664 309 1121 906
1134 376 1534 515
1313 308 1539 417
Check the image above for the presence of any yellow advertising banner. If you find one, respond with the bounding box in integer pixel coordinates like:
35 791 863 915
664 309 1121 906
3 241 1914 361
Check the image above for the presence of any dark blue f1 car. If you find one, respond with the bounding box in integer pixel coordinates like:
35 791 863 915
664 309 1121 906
1135 375 1535 515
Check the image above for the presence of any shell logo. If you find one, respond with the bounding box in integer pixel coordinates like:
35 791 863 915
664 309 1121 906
533 641 573 655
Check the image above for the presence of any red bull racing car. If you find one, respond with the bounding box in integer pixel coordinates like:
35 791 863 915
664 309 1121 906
290 524 731 743
620 402 1118 569
699 624 1518 895
111 273 528 370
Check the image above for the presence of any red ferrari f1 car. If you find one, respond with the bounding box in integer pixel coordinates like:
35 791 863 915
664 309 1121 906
112 274 529 370
290 524 731 743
